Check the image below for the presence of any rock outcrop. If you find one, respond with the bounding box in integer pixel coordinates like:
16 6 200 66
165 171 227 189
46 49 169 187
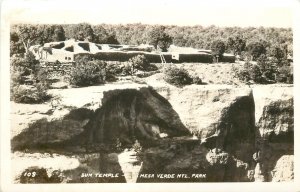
252 85 293 182
253 85 293 140
154 85 256 165
78 87 190 148
10 83 293 182
11 84 147 151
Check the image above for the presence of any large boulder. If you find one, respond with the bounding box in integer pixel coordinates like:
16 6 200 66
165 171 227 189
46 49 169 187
154 85 256 162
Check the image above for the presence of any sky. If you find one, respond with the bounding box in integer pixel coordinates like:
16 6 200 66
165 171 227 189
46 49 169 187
2 0 295 27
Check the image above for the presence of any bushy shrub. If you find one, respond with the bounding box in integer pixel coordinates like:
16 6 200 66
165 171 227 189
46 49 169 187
132 140 142 153
239 51 251 61
69 61 106 86
123 55 157 76
121 62 134 76
11 67 26 85
257 55 277 81
10 52 38 76
128 55 150 71
104 56 157 77
233 61 263 83
10 53 51 103
105 73 118 82
104 61 134 77
234 53 293 84
74 54 93 63
105 62 123 76
249 63 264 83
163 66 193 87
34 67 51 87
277 65 293 84
132 139 143 162
11 84 50 104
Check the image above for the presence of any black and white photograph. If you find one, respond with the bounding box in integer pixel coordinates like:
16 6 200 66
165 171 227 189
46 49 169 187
0 0 299 191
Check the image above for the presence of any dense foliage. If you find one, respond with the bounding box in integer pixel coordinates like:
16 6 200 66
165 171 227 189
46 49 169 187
233 62 264 83
11 23 292 61
147 26 173 51
211 39 226 62
11 24 65 55
163 66 193 87
233 55 293 84
10 52 51 103
128 55 151 72
69 60 106 86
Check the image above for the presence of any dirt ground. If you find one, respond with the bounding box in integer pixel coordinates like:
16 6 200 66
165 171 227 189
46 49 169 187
153 62 245 85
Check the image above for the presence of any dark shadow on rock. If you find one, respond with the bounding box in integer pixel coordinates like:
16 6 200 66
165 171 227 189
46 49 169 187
198 91 257 182
67 87 191 151
220 94 256 160
11 87 193 183
12 87 191 153
135 140 249 182
14 87 282 183
11 108 94 152
259 142 293 181
201 92 256 165
254 98 294 181
136 141 210 183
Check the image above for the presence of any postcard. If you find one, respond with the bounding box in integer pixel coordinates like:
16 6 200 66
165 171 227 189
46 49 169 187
1 0 299 191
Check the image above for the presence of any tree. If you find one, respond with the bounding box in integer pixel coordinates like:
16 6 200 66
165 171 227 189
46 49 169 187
269 45 285 64
226 36 246 55
257 54 277 82
10 31 25 56
147 26 172 52
226 37 235 54
36 25 66 44
234 61 263 83
93 25 119 44
246 41 267 61
67 23 95 42
11 24 66 55
211 39 226 62
12 24 45 53
53 25 66 41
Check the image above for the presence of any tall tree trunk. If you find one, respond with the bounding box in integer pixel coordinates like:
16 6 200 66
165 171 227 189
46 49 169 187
22 41 29 53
